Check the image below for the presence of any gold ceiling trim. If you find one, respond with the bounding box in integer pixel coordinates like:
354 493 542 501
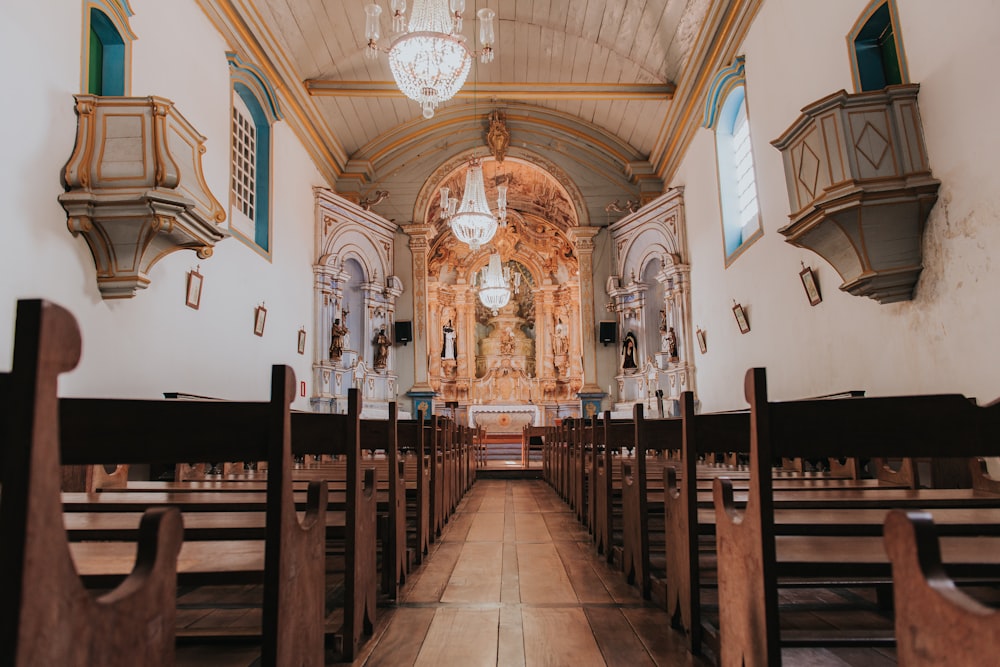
650 0 763 185
305 80 676 101
195 0 348 184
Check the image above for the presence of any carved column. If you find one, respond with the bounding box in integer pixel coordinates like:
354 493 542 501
454 281 474 382
426 281 443 382
569 227 602 394
402 224 435 393
535 282 556 381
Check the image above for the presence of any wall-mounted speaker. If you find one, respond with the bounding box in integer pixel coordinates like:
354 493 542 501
599 321 617 346
394 321 413 345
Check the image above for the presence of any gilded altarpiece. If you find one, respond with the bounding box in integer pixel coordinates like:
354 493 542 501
410 156 593 428
607 189 695 416
425 215 584 423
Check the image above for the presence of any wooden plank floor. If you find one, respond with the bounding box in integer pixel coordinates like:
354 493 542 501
356 479 707 667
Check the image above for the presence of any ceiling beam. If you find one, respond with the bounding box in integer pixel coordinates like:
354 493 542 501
305 80 675 101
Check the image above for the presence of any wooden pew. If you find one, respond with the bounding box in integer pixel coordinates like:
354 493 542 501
110 404 419 602
663 388 999 657
884 509 1000 667
522 424 545 468
593 414 633 562
398 413 432 564
713 367 1000 667
59 380 378 663
1 299 184 667
351 407 406 599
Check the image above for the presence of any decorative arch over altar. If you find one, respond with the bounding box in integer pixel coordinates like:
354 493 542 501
403 152 602 428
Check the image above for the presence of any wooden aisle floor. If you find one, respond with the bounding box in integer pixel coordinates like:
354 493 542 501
352 479 709 667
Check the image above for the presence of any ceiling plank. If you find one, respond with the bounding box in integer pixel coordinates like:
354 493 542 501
304 80 675 100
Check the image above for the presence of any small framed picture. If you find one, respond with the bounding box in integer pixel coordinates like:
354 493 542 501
733 302 750 334
297 328 307 355
799 265 822 306
696 328 707 354
254 305 267 337
185 269 203 310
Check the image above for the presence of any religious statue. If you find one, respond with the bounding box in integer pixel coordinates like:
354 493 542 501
659 309 670 353
622 331 638 371
500 326 516 355
373 326 390 370
553 318 568 356
666 327 679 362
329 318 348 360
441 319 457 360
487 109 510 163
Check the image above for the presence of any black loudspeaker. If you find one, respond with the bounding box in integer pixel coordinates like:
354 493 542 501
599 321 617 346
394 321 413 345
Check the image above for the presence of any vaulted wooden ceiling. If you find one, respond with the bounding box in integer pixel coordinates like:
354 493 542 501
200 0 760 226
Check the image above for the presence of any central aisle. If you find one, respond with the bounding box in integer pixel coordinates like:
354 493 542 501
357 479 707 667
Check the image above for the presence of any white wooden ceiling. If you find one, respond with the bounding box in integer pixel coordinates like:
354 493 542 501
257 0 709 156
219 0 724 222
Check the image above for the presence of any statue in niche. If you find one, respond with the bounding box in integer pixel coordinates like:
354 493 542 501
441 320 457 360
553 318 568 356
666 327 679 362
622 331 638 371
329 318 349 360
373 326 390 370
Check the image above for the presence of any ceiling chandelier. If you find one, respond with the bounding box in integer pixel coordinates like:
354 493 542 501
439 158 506 251
364 0 496 119
475 251 520 315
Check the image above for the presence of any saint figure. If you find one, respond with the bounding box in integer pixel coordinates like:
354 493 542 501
553 318 568 356
374 327 390 369
441 320 457 359
329 318 348 360
622 332 638 370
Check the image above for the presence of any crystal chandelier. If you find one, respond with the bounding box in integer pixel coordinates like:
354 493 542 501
364 0 496 119
439 158 507 251
475 252 520 315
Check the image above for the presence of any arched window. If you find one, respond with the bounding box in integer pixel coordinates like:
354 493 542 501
228 53 282 257
82 1 134 96
850 1 908 92
704 57 762 264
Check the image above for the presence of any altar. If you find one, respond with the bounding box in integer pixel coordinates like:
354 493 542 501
468 404 542 433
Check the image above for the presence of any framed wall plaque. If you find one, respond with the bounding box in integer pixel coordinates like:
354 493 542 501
297 328 307 355
733 302 750 334
696 328 707 354
254 305 267 337
185 269 203 310
800 264 822 306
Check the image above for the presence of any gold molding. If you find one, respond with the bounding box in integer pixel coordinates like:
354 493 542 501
194 0 347 185
650 0 764 186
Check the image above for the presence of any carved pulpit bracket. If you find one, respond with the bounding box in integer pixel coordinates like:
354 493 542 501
59 95 227 299
772 84 939 303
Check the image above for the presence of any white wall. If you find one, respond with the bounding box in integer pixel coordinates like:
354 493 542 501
0 0 325 409
676 0 1000 410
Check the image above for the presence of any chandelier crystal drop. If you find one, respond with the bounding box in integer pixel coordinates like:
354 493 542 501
364 0 497 119
440 159 501 251
476 252 521 316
